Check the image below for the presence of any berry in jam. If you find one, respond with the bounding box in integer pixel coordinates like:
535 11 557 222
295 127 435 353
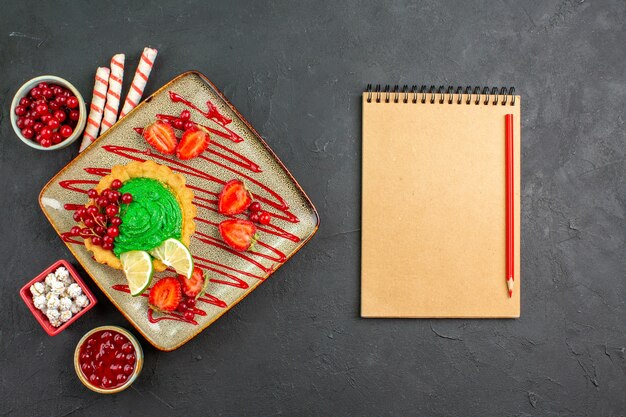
77 329 137 390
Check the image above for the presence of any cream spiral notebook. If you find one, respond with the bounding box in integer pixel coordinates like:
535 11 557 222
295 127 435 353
361 85 521 318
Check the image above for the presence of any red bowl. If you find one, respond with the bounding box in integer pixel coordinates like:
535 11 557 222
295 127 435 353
19 259 97 336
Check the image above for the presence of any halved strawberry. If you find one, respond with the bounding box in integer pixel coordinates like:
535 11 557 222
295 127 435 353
218 219 257 252
142 120 177 155
218 179 252 215
176 126 210 160
148 277 182 312
179 267 208 299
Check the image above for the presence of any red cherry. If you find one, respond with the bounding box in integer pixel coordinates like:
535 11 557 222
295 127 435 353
183 121 195 130
121 193 133 204
47 118 60 129
249 212 260 223
258 212 271 225
21 128 34 139
91 236 102 246
66 96 79 108
14 105 27 116
40 138 52 147
35 103 48 116
110 216 122 226
103 235 114 245
60 125 73 138
19 97 31 106
111 179 123 190
106 205 119 217
106 226 119 237
53 110 66 122
69 110 80 121
87 189 98 199
84 218 95 228
180 109 191 120
51 132 63 144
102 242 113 251
40 126 52 139
33 122 44 132
184 310 195 320
70 226 81 236
249 201 261 212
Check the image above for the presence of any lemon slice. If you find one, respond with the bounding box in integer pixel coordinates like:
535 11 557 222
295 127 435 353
149 238 194 279
120 250 154 296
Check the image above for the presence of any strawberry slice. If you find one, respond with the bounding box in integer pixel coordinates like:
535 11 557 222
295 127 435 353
218 179 252 215
148 277 182 312
179 267 208 299
176 126 210 160
218 219 257 252
142 120 177 155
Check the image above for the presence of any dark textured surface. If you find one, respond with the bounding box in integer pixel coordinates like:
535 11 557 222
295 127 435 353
1 1 624 416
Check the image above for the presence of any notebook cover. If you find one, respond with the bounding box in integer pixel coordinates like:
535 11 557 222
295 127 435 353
361 93 521 318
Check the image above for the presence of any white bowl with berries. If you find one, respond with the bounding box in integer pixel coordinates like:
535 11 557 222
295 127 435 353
10 75 87 150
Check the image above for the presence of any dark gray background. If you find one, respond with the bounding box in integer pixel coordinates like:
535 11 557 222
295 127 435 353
1 1 624 416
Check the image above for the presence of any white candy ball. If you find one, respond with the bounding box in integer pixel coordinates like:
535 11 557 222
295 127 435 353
46 308 60 321
59 310 73 323
50 281 65 295
67 283 82 298
74 294 89 308
49 318 62 328
33 295 47 311
30 282 45 297
59 297 73 311
46 295 60 310
44 273 57 287
70 303 80 314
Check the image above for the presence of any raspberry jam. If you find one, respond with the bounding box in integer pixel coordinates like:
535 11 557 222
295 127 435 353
77 329 137 390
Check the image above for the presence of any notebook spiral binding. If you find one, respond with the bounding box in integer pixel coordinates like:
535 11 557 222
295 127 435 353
365 84 516 106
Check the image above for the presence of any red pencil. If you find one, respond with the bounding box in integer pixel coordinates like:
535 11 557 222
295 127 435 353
505 114 514 298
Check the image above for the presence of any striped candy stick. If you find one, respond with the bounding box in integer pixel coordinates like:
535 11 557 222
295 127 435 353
119 47 158 118
100 54 125 133
79 67 110 152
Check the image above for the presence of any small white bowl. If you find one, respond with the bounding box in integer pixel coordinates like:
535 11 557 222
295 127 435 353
10 75 87 151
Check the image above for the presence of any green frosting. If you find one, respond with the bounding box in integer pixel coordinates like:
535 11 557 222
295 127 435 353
113 178 182 256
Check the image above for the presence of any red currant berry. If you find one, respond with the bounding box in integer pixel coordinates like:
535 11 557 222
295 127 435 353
186 298 196 307
42 88 54 100
172 119 184 130
35 134 43 143
48 101 60 111
96 196 109 208
184 121 195 130
249 202 261 212
52 85 63 96
249 212 260 223
79 227 92 238
84 218 95 228
176 303 187 313
73 211 82 222
40 114 53 124
69 110 80 121
91 236 102 246
14 105 27 116
108 190 121 202
21 127 34 139
35 103 48 116
101 242 113 251
184 311 195 320
110 179 122 190
55 95 67 106
87 189 98 199
47 118 60 129
258 212 271 225
103 235 114 244
66 96 79 108
53 110 66 122
29 87 41 98
180 109 191 120
33 122 44 132
51 132 63 144
70 226 81 236
40 138 52 147
22 117 34 128
40 127 52 139
16 118 26 129
110 216 122 226
37 82 48 90
107 226 119 238
95 213 106 224
60 125 73 138
121 193 133 204
19 97 31 106
94 226 106 236
106 205 119 217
